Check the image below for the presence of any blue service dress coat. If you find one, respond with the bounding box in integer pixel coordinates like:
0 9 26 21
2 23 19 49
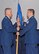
20 16 38 54
20 16 38 44
1 16 16 54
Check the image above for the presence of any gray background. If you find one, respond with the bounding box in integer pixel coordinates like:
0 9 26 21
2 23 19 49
0 0 39 29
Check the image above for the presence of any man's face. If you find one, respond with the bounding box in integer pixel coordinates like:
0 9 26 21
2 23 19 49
6 9 13 19
27 10 33 19
9 10 13 19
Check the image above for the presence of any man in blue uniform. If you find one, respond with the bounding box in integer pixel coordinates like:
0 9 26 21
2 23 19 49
1 8 16 54
17 9 38 54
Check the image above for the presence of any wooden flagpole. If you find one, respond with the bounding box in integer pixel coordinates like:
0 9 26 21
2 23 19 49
16 0 19 54
16 34 19 54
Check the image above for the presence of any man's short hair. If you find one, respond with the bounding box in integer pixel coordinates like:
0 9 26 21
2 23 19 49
5 8 11 14
28 9 35 15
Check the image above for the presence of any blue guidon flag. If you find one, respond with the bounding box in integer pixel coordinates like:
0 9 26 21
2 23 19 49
16 3 23 26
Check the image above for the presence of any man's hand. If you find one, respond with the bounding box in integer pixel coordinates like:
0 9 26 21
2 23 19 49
16 32 20 36
17 27 20 31
17 22 20 27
